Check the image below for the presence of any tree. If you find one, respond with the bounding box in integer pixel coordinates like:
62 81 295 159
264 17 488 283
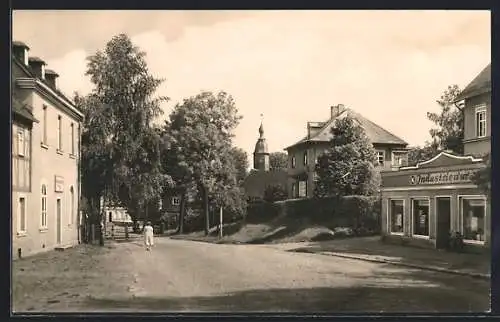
263 184 287 202
471 153 491 200
164 91 244 235
79 34 172 243
427 84 463 154
230 147 249 185
407 140 440 166
269 152 288 171
314 115 381 198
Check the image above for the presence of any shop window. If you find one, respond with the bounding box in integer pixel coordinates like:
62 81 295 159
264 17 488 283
389 199 404 234
412 199 429 237
461 197 486 243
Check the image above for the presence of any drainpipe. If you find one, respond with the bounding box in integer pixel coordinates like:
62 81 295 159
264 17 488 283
77 122 82 244
454 100 465 154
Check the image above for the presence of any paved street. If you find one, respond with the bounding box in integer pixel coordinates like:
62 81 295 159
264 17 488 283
13 237 489 313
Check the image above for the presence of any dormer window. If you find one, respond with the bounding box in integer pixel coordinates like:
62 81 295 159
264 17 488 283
475 105 486 138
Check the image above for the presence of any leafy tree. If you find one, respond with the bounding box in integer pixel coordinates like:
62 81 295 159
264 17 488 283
314 115 381 198
407 140 440 166
164 91 244 235
263 184 287 202
79 34 172 243
427 84 463 154
269 152 288 171
471 153 491 200
230 147 249 185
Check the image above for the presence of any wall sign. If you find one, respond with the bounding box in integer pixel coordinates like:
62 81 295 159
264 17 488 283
409 169 477 185
54 175 64 192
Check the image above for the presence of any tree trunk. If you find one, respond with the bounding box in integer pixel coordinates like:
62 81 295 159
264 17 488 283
179 189 186 234
203 185 209 236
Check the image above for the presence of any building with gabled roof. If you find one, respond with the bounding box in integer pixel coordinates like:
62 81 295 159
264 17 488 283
284 104 409 199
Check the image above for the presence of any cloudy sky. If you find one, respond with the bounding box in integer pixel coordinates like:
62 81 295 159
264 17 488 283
12 10 490 163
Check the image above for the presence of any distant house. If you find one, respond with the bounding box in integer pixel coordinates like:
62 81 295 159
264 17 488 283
284 104 409 198
243 120 288 201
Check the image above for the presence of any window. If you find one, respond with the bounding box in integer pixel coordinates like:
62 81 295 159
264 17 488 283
172 197 180 206
298 180 307 198
303 152 308 166
41 184 47 228
57 115 62 151
70 123 75 155
19 197 26 233
291 183 296 198
291 156 296 168
376 150 385 166
109 211 113 222
411 199 429 237
475 106 486 138
17 129 25 157
389 200 404 234
42 105 47 145
460 197 486 243
70 186 74 225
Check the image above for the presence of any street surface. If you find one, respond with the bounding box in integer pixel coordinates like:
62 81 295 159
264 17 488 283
13 237 490 313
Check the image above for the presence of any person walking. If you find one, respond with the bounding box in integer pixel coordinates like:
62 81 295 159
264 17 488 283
144 221 154 251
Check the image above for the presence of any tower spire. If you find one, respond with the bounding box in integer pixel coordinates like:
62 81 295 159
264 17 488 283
259 113 264 139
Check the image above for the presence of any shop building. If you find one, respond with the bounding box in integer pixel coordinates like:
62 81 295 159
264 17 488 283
12 41 84 257
380 63 491 252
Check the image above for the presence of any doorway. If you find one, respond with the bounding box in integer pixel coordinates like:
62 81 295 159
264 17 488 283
435 197 451 249
56 198 62 244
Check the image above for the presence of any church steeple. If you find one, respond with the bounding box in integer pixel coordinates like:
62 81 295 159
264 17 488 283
253 114 270 171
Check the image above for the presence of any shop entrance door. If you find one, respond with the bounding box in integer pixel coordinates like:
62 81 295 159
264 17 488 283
436 197 451 249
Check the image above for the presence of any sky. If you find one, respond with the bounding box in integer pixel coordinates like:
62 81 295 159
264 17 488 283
12 10 491 165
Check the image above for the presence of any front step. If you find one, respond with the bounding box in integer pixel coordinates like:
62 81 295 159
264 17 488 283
55 244 74 251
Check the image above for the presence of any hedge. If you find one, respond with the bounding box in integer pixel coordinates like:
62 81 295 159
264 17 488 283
246 195 381 231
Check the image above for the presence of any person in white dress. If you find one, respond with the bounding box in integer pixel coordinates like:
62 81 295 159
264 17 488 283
144 221 154 251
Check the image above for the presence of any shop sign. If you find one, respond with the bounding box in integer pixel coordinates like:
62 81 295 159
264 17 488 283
54 175 64 192
409 169 477 185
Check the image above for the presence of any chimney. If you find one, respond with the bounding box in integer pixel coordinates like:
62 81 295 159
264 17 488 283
12 41 30 66
44 69 59 89
28 57 46 80
330 104 346 119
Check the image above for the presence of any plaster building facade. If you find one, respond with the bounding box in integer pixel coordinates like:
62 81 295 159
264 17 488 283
12 41 84 258
284 104 409 199
380 63 491 252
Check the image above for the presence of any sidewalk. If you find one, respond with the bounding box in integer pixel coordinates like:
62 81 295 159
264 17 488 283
285 236 490 279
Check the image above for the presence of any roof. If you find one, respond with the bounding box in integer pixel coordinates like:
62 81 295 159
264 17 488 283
28 56 46 64
454 63 491 102
45 69 59 76
12 99 39 123
285 107 408 150
13 41 29 49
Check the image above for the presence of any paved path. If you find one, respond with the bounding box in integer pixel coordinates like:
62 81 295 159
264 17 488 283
82 237 489 313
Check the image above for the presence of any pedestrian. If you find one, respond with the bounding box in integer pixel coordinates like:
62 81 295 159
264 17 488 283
144 221 154 251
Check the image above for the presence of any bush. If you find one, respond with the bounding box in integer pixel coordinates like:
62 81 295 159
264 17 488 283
263 184 287 203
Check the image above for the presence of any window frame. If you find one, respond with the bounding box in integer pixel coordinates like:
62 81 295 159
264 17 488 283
18 195 27 235
40 183 48 230
69 186 74 226
42 105 48 147
57 115 63 152
172 197 180 206
17 128 25 157
376 150 385 167
410 197 431 239
459 195 487 245
303 151 308 166
298 180 307 198
475 105 487 138
70 123 75 156
387 198 405 235
291 155 296 168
